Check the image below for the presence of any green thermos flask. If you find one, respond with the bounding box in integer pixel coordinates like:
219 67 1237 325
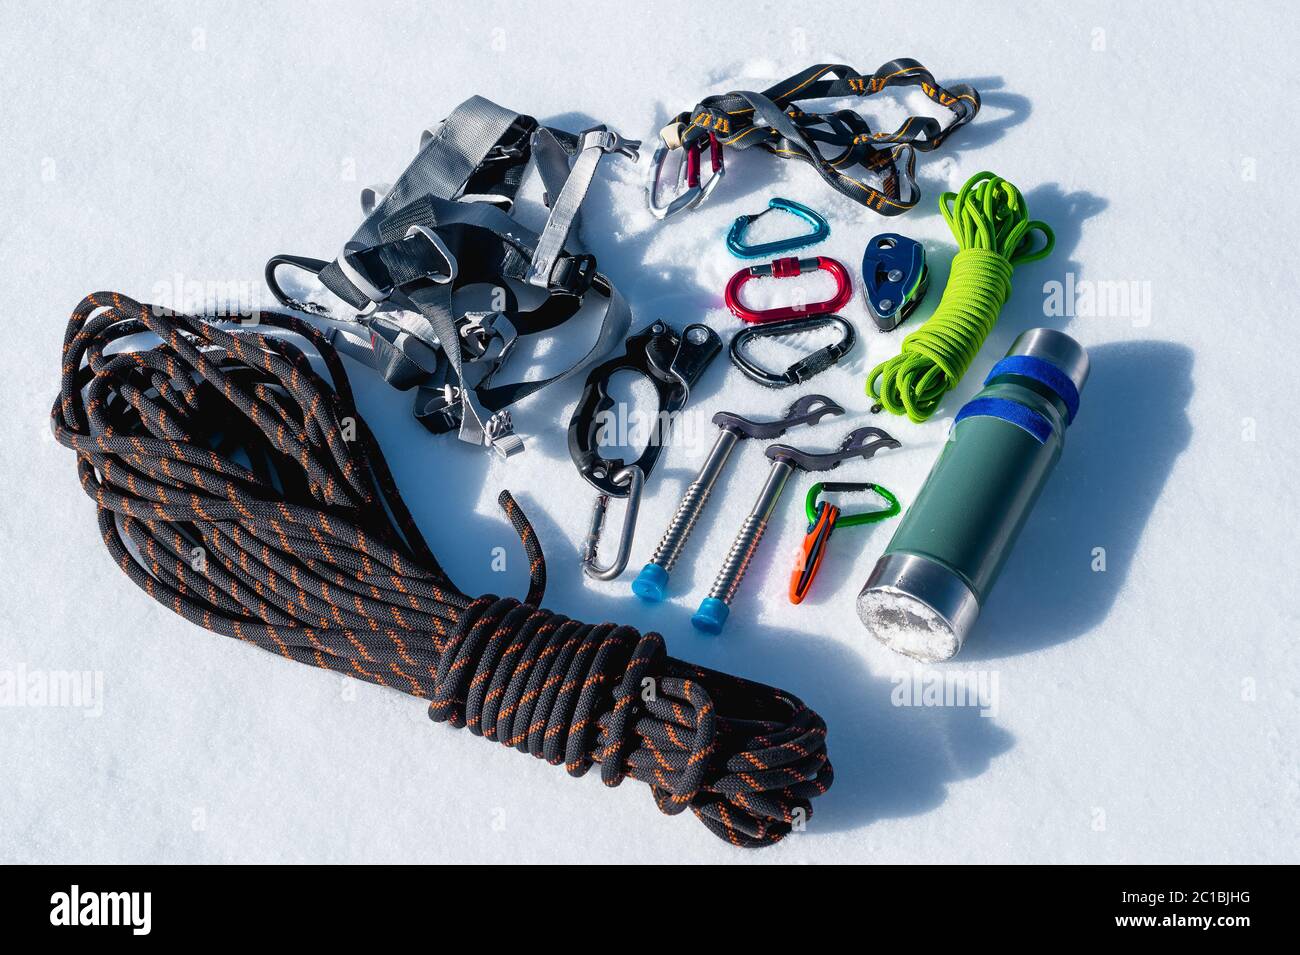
858 328 1089 662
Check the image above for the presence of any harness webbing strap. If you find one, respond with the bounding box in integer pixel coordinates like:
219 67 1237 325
667 59 979 215
527 128 639 289
371 95 526 236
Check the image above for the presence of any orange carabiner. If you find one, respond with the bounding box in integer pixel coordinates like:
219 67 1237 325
790 502 841 604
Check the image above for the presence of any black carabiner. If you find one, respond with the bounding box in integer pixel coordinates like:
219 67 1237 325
728 315 856 388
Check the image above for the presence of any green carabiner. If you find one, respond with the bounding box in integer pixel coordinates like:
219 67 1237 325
791 480 901 604
804 481 900 527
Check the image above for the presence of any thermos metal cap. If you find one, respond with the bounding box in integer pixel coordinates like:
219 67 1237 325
1008 327 1090 397
857 553 979 662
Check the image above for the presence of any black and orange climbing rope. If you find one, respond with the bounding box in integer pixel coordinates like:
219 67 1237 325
51 293 832 847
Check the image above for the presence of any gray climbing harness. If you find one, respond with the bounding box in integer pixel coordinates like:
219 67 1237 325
266 96 640 457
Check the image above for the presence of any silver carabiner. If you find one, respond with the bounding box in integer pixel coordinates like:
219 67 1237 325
581 465 645 581
646 136 725 220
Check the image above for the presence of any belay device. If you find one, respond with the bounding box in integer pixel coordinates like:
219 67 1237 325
266 97 639 457
862 233 929 331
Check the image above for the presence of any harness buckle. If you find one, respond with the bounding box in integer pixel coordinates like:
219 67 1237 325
581 127 642 162
459 310 517 360
724 256 854 324
483 411 525 459
549 253 598 296
647 133 724 220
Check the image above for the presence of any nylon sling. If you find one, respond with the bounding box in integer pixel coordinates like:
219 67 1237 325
661 59 980 216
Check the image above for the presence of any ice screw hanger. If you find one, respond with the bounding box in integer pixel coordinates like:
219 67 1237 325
862 233 929 331
725 256 853 324
726 198 830 258
789 482 900 604
632 394 843 602
692 426 900 634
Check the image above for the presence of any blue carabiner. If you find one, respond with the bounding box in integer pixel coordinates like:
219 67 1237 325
726 198 830 259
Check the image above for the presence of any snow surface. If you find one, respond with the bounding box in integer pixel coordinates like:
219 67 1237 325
2 1 1297 864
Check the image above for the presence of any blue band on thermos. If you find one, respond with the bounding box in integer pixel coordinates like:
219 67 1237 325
953 396 1053 443
984 354 1081 423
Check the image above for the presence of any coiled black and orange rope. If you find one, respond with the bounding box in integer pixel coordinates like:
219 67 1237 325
51 293 832 847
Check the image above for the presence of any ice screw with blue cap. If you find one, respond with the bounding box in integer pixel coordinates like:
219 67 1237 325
692 426 900 634
632 394 843 603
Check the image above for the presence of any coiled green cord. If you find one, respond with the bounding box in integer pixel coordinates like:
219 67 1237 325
867 171 1054 422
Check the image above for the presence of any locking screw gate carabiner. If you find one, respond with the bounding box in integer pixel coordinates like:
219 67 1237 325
789 481 901 604
726 198 830 258
729 315 857 388
692 426 900 634
631 394 844 602
569 321 722 580
724 255 853 324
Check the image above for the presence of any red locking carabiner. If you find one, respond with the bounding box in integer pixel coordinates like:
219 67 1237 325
724 256 853 324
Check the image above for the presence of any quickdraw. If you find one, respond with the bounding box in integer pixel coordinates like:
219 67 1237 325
726 197 830 258
790 482 901 604
728 314 856 388
567 321 722 580
862 233 929 331
724 255 853 323
649 60 980 218
266 97 640 457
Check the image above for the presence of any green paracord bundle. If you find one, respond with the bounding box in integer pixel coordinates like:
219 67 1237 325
867 171 1054 422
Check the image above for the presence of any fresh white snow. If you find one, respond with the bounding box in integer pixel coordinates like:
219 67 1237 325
1 0 1296 863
